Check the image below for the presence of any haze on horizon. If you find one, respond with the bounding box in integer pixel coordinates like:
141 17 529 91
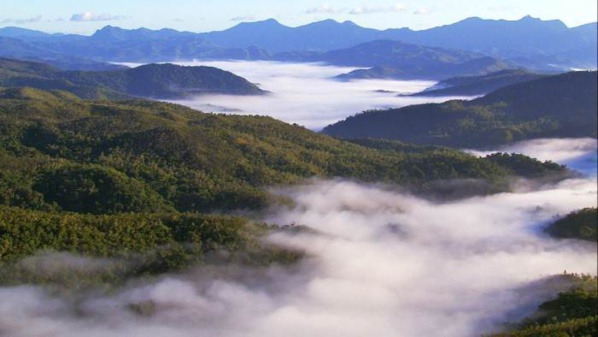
1 0 596 35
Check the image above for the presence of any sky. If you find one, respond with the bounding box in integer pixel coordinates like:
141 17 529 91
1 0 597 35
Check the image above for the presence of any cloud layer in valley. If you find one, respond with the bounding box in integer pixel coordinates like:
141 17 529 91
161 60 468 130
0 139 596 337
466 138 598 175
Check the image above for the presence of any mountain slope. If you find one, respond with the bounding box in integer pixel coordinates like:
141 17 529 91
387 16 596 70
323 71 597 147
0 87 569 215
0 58 265 99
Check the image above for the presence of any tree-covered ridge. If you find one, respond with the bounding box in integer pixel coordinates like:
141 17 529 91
323 71 598 147
0 87 570 215
0 57 265 99
545 208 598 242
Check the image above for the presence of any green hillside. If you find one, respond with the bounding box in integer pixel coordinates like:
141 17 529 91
0 88 571 272
324 71 597 147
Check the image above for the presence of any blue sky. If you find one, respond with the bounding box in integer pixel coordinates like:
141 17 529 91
2 0 597 34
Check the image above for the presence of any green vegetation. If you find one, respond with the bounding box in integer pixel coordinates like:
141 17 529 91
489 274 598 337
0 87 570 214
324 71 597 147
545 208 598 242
0 57 265 99
0 206 302 288
0 86 572 285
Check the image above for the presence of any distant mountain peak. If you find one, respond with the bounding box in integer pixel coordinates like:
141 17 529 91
92 25 125 38
236 18 284 27
311 19 340 25
96 25 121 32
261 18 281 24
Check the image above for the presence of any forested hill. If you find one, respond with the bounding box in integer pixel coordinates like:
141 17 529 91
0 86 572 286
323 71 597 147
0 87 569 214
0 58 265 99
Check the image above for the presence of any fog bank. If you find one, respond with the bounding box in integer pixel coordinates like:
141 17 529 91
164 60 469 129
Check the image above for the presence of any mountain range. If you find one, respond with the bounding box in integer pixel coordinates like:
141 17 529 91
0 16 595 78
328 40 517 80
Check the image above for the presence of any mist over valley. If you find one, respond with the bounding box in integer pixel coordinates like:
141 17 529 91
164 60 467 129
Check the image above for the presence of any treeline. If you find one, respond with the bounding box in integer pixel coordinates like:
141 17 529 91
0 205 302 287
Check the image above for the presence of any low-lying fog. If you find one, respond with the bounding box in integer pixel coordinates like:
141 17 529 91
1 138 596 337
466 137 598 176
164 60 470 130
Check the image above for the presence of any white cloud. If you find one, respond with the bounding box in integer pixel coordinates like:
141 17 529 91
305 3 407 16
154 60 463 130
349 4 407 15
70 12 128 22
305 4 346 14
1 15 42 24
413 8 430 15
231 15 257 22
